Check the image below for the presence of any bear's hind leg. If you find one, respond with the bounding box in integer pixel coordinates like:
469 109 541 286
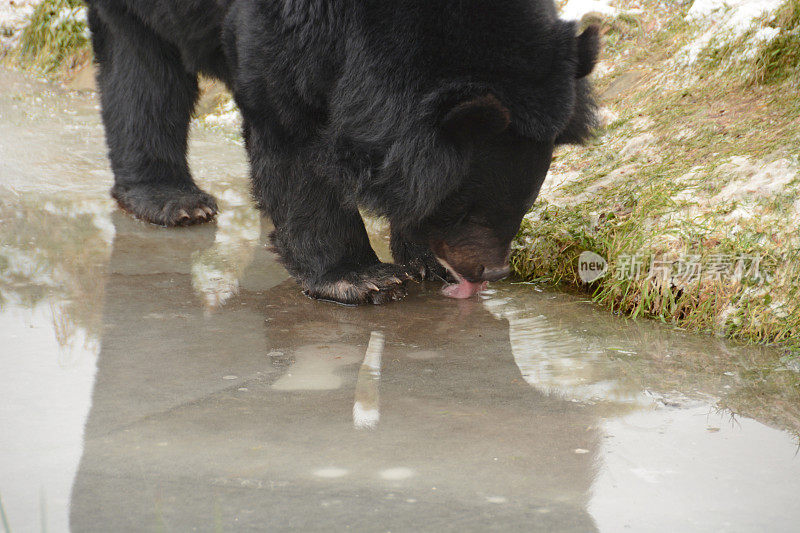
89 5 217 226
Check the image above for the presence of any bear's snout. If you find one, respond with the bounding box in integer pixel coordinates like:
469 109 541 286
482 265 511 282
432 237 512 284
465 262 510 283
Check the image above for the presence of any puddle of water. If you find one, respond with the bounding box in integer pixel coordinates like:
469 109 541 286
1 67 799 532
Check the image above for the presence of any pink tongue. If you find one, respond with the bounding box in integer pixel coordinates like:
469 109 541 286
441 279 488 299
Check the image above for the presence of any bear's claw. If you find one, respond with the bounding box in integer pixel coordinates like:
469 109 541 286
303 264 415 306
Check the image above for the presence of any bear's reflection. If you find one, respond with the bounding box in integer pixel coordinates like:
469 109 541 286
70 215 599 532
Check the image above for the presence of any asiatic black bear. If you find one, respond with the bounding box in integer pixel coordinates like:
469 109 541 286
86 0 598 304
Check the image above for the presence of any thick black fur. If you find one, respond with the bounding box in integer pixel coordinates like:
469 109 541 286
86 0 599 304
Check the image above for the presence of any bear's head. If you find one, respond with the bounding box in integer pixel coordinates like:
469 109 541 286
405 25 600 289
421 124 553 285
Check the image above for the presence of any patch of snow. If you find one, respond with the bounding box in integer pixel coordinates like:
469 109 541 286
204 100 242 130
672 168 699 205
560 0 618 21
686 0 731 20
714 156 798 202
620 133 656 158
0 0 41 24
597 106 619 128
540 170 582 197
52 6 87 27
715 304 738 331
752 25 782 43
742 26 782 59
593 61 613 78
724 201 760 222
204 111 240 129
769 301 789 319
687 0 782 28
672 187 698 205
0 0 43 50
566 163 639 204
630 116 655 131
677 169 701 183
678 0 784 66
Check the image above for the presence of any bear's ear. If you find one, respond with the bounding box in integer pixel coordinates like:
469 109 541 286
576 25 600 79
440 94 511 143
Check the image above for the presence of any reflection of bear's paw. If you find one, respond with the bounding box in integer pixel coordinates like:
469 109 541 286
112 182 219 227
303 264 416 306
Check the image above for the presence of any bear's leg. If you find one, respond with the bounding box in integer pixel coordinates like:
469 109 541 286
390 227 451 282
88 5 217 226
245 128 412 305
270 180 414 305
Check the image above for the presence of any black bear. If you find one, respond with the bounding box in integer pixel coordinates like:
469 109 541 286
86 0 599 305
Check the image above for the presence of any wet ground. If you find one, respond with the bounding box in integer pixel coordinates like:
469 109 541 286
1 67 800 532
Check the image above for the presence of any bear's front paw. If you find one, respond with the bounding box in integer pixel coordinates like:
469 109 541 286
112 183 218 227
303 264 416 306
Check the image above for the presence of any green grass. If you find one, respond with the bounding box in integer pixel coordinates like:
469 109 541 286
513 0 800 359
755 0 800 84
16 0 90 74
